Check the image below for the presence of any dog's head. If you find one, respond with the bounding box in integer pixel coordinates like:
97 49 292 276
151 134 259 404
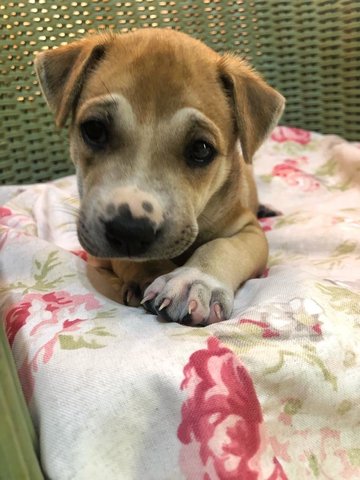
35 29 284 260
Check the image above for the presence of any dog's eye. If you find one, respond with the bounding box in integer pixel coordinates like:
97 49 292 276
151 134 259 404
80 119 108 149
185 140 216 167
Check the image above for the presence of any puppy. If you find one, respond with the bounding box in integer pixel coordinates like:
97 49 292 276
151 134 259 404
35 29 284 326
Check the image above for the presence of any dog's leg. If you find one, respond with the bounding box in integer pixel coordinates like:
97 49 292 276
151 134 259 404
87 257 176 307
142 211 267 325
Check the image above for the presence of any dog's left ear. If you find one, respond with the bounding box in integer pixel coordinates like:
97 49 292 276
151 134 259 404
34 37 107 128
218 54 285 163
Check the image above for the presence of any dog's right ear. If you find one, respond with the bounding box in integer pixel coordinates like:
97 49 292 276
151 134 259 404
218 54 285 164
34 38 106 128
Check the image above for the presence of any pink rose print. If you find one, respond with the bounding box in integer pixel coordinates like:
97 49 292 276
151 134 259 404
268 458 288 480
272 159 320 192
0 206 28 225
178 337 287 479
237 298 324 342
271 127 311 145
0 228 9 250
5 290 101 402
0 205 35 236
239 319 280 339
0 208 14 250
5 301 32 346
0 206 13 218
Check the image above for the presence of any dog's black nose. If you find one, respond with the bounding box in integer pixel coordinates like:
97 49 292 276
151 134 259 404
104 204 157 256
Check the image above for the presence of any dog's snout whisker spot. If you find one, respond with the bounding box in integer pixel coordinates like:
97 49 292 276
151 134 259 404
106 203 116 217
142 201 153 213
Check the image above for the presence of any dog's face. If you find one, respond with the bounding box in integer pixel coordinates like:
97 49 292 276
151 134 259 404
35 29 284 260
70 33 235 260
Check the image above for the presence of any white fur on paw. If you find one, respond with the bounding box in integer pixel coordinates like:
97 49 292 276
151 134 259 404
141 267 233 326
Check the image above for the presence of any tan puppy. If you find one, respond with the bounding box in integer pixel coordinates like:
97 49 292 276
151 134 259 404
35 29 284 326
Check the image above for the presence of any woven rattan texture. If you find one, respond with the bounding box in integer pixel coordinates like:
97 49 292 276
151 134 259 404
1 1 360 184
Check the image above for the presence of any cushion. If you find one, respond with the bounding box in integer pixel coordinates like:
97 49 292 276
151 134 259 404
1 127 360 479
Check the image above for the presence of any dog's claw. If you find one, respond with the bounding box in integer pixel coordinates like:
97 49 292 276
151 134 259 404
188 299 197 315
122 283 142 307
159 298 171 311
141 292 156 305
126 289 133 305
214 303 223 320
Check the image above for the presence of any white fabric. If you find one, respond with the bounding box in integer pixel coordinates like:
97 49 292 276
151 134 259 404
1 127 360 479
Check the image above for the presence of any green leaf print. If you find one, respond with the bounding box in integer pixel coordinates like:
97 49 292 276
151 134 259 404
171 328 211 339
264 350 287 375
0 250 75 294
334 241 357 256
274 212 310 228
348 449 360 467
265 347 337 390
315 241 360 268
337 400 352 415
284 398 302 415
315 157 338 177
259 174 273 183
308 453 320 477
34 250 60 280
343 350 357 368
59 334 105 350
94 309 117 320
268 251 304 267
86 326 116 337
273 140 317 156
329 179 353 192
316 283 360 315
315 157 359 190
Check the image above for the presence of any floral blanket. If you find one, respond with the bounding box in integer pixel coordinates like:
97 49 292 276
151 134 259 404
1 127 360 480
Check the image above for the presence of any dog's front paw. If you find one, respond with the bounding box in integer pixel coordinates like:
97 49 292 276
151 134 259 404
142 267 233 326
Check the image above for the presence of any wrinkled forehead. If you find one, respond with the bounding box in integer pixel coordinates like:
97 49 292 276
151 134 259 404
76 93 223 147
79 39 230 127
